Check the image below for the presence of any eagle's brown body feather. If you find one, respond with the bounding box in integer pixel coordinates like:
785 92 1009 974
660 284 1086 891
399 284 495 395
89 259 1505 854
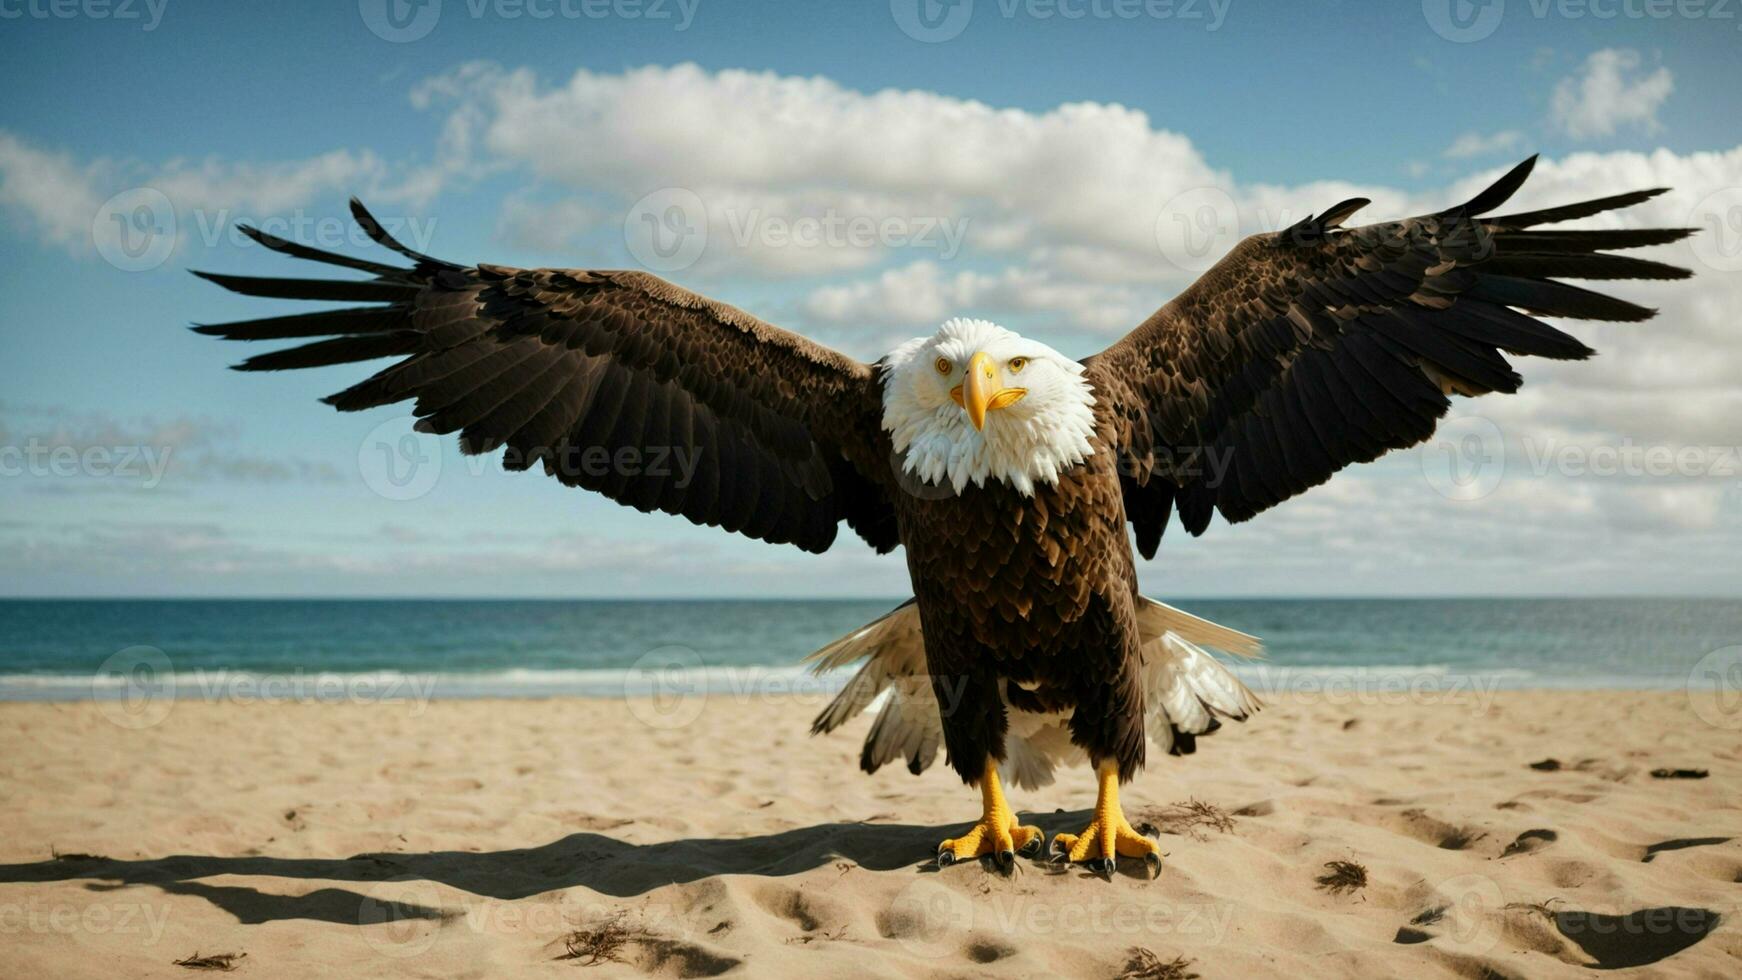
896 410 1146 782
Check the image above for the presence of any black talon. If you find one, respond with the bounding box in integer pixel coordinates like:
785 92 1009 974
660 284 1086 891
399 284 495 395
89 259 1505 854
936 848 957 868
1018 834 1045 858
995 849 1016 872
1144 852 1162 880
1088 857 1115 877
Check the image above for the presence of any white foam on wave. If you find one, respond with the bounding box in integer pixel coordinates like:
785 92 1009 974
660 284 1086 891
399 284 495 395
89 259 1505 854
0 661 1694 702
0 664 850 703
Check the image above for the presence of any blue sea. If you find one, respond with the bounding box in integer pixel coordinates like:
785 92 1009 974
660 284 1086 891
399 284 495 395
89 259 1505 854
0 598 1737 702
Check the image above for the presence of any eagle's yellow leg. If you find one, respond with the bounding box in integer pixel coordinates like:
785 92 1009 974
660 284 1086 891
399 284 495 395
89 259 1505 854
1049 759 1162 878
936 757 1044 871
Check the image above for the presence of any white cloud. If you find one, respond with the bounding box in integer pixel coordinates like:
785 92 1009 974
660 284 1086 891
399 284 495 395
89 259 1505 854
0 133 107 250
801 260 1147 334
415 61 1229 278
1620 483 1725 532
1443 130 1523 159
495 193 608 252
1550 49 1673 140
0 130 458 265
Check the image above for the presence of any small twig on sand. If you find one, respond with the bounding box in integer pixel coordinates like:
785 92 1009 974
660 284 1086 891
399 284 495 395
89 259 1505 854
50 846 105 862
173 952 246 971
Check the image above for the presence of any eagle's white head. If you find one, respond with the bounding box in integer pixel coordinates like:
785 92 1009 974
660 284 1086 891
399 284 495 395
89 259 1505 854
881 318 1097 496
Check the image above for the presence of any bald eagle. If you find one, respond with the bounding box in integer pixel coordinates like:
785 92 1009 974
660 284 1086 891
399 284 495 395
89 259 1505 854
194 156 1691 876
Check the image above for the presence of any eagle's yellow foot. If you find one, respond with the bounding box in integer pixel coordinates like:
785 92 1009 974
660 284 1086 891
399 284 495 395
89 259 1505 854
937 758 1043 872
1049 759 1162 879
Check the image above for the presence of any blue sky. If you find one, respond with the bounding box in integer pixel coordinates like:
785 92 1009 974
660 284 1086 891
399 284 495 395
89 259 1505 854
2 0 1739 597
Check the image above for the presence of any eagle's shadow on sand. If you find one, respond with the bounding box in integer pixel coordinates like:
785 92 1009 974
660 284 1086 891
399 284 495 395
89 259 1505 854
0 812 1099 927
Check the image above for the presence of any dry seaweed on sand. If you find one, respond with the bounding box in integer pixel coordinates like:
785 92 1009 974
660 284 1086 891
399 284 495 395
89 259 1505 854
556 911 638 965
1412 906 1447 926
1316 860 1369 894
1650 768 1708 779
1118 948 1200 980
1138 799 1236 841
173 952 246 971
785 926 849 945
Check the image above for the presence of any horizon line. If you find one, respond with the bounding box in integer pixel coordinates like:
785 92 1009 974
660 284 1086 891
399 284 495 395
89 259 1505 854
1 594 1736 603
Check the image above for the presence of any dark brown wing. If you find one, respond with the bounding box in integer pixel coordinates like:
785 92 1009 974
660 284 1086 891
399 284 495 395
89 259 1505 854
193 201 899 555
1086 156 1695 558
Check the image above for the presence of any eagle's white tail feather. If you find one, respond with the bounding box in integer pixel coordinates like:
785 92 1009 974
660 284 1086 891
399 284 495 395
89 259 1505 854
1000 715 1082 789
857 674 942 775
806 601 924 736
806 596 1262 790
1134 599 1264 658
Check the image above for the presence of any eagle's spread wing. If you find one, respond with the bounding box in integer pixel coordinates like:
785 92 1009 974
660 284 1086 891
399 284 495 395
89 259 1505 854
1086 156 1696 558
194 201 899 554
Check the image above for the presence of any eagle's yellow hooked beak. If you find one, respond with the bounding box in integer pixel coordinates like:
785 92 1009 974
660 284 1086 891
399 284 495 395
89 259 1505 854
950 352 1027 431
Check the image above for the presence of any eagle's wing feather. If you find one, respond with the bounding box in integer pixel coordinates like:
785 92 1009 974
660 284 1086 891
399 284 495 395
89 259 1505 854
808 598 1260 789
194 202 899 555
1085 156 1696 557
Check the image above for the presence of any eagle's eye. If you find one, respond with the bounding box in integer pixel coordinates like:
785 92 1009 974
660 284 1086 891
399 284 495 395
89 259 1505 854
1007 357 1028 373
934 357 952 375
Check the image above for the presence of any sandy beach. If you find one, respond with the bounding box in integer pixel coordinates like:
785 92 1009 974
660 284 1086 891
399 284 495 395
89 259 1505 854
1 689 1737 978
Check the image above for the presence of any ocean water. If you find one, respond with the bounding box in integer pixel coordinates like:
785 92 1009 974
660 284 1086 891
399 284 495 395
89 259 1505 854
0 598 1737 701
